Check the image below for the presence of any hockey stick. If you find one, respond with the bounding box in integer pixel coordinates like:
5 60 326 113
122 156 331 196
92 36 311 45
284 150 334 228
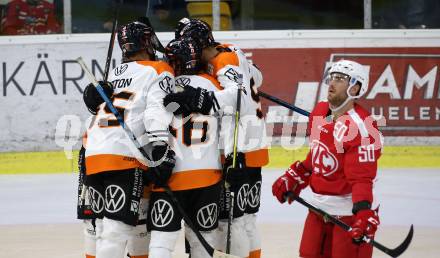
258 91 310 117
225 75 244 253
103 0 123 81
76 57 241 258
286 193 414 258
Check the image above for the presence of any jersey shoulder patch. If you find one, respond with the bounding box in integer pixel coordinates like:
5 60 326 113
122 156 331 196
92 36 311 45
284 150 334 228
175 76 192 89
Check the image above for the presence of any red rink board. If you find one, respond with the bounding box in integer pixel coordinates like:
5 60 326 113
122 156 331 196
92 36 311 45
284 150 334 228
246 47 440 136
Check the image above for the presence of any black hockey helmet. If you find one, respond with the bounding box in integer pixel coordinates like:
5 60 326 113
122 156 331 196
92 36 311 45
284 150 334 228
174 18 218 49
117 17 165 60
165 37 203 76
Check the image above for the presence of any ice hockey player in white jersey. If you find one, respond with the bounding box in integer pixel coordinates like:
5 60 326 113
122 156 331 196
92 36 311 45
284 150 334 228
165 18 269 258
81 18 176 258
147 36 224 258
77 131 150 258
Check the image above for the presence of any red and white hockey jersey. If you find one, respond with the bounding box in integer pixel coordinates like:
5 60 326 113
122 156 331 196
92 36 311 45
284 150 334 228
208 43 269 167
302 101 383 215
85 61 174 175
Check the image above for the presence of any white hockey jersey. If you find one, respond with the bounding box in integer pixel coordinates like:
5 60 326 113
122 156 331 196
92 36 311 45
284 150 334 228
156 73 223 191
85 61 174 175
208 44 269 167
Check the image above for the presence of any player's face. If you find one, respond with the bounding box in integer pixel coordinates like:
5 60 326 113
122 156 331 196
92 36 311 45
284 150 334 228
327 73 350 107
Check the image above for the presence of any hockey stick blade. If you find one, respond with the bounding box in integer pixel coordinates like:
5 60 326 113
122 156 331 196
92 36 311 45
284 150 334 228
286 193 413 258
77 56 242 258
372 224 413 258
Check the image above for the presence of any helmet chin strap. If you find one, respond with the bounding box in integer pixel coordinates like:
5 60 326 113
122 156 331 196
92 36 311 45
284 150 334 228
329 84 358 112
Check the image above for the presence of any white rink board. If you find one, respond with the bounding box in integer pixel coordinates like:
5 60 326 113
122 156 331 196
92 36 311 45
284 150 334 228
0 30 440 152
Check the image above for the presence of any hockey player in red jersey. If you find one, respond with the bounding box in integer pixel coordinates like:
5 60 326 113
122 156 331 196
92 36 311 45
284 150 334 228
272 60 382 258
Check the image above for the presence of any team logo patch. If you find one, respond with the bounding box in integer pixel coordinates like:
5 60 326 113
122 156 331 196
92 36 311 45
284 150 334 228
105 185 126 213
197 203 218 229
207 64 214 75
311 140 338 176
151 199 174 228
159 76 173 93
247 181 261 208
114 64 128 76
176 77 191 89
130 200 139 214
138 198 148 221
237 184 250 211
88 186 104 214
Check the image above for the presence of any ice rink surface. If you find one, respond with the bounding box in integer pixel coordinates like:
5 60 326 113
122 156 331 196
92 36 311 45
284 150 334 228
1 168 439 258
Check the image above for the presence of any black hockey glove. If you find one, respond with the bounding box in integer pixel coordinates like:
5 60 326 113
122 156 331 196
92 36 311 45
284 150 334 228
83 81 114 115
163 86 214 115
142 141 176 187
223 152 248 190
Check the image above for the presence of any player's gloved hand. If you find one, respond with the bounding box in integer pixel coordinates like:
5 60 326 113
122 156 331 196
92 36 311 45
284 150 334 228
142 141 176 187
350 202 380 243
83 81 114 115
223 153 248 190
163 86 214 115
272 161 310 204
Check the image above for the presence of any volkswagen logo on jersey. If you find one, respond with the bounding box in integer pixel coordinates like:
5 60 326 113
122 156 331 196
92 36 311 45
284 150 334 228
151 199 174 228
224 68 240 83
105 185 126 213
311 140 339 176
176 77 191 89
88 186 104 214
197 203 218 229
159 76 173 93
114 64 128 76
237 184 250 211
247 181 261 208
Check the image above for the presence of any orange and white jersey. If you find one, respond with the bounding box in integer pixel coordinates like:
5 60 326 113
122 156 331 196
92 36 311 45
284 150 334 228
209 43 269 167
85 61 174 175
162 73 223 191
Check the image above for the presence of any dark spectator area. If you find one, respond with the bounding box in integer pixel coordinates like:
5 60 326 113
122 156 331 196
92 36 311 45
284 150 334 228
1 0 439 35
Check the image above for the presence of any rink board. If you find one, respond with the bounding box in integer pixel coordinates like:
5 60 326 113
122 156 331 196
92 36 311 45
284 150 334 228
1 30 440 153
1 146 440 174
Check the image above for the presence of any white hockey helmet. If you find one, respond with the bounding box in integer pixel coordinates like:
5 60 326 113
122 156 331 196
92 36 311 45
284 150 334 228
328 60 369 98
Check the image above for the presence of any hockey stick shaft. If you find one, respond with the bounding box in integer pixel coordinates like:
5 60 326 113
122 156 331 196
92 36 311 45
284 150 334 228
226 77 243 254
76 57 240 258
103 0 123 81
258 91 310 117
287 193 413 257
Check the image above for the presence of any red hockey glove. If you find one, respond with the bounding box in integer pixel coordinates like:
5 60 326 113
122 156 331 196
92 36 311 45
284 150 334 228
272 161 310 204
350 207 380 242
